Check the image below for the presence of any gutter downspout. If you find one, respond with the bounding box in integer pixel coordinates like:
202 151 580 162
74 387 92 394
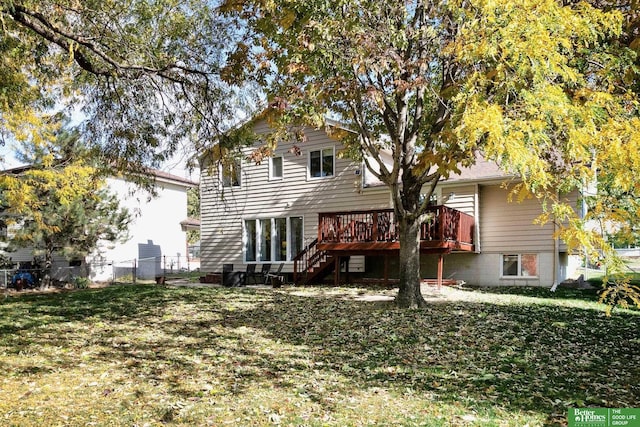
551 220 560 292
474 183 481 253
550 189 562 292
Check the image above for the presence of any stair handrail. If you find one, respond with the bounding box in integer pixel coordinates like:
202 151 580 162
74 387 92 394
293 238 318 284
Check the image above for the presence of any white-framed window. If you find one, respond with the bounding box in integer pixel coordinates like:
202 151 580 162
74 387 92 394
245 219 257 262
270 156 283 180
419 192 439 207
308 147 334 178
243 216 304 262
221 159 241 187
501 254 538 277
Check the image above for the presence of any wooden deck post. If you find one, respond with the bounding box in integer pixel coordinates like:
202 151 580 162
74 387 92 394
438 206 444 242
334 256 340 286
344 257 350 284
437 253 444 290
384 254 389 285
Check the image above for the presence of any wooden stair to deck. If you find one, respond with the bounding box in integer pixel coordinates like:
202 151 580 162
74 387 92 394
304 255 336 285
294 238 348 285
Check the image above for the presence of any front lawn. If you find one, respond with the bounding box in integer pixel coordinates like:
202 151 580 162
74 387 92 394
0 285 638 426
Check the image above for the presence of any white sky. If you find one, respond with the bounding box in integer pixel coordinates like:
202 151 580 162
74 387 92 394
0 142 24 169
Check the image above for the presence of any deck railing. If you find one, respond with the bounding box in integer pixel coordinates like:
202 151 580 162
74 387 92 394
420 205 474 245
318 206 474 245
293 238 328 284
318 209 397 243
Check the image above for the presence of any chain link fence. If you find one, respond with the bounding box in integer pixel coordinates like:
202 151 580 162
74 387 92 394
1 255 200 289
91 255 200 283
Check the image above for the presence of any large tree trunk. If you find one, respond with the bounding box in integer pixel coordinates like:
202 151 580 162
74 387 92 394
395 211 427 308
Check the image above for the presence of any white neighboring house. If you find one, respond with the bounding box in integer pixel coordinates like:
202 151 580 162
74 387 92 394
89 170 198 281
0 166 197 283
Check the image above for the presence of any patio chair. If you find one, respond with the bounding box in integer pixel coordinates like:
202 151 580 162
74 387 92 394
265 262 285 286
222 263 245 287
244 264 260 285
242 264 271 285
256 264 271 284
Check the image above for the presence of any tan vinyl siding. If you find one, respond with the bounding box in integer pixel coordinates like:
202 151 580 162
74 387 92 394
440 184 476 216
200 122 391 273
479 184 555 253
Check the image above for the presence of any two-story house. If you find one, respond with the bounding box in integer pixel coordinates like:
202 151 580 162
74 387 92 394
89 170 198 281
199 119 582 287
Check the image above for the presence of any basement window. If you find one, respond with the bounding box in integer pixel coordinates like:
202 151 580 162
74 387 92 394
501 254 538 277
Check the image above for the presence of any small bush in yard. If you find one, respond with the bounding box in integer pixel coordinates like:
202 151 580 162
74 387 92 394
72 276 90 289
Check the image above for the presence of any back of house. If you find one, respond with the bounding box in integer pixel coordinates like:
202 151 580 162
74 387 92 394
199 119 583 287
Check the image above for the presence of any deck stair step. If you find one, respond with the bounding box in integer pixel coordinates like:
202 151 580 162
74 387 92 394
293 238 342 285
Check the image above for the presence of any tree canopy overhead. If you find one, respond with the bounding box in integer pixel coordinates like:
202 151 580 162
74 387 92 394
222 0 640 307
0 0 249 174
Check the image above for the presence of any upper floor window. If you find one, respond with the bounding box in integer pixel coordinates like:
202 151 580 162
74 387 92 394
309 148 334 178
221 159 241 187
270 156 283 180
419 193 439 207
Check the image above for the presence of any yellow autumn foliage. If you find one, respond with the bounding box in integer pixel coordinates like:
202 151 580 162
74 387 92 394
1 159 103 233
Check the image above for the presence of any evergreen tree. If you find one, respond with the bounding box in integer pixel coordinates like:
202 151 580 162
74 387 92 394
1 125 130 287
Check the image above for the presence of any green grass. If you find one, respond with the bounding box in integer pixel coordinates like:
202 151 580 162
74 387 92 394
588 276 640 287
0 284 638 426
162 269 203 281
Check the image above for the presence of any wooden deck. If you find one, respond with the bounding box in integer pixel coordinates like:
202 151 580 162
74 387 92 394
316 206 474 253
293 206 475 286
